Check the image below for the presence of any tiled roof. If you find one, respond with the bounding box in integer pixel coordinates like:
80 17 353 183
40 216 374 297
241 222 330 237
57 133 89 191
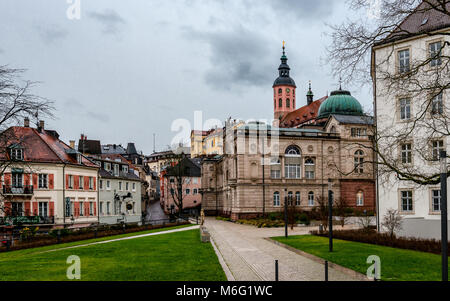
279 96 328 128
0 126 98 168
78 139 101 154
331 114 374 125
378 1 450 45
101 144 127 155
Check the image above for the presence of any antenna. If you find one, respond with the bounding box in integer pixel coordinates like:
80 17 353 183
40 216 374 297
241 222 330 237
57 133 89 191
153 133 156 153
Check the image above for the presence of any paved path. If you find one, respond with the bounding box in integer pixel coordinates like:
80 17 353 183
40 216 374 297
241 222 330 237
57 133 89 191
205 218 359 281
146 201 168 222
38 225 199 254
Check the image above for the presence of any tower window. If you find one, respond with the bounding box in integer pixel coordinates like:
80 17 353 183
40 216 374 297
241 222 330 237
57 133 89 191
286 99 290 108
279 98 283 108
278 88 282 94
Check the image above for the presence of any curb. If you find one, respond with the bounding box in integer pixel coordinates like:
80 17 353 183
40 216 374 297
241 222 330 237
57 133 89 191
264 238 372 281
210 236 236 281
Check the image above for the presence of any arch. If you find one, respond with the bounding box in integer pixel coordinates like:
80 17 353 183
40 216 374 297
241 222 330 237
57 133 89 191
308 191 315 206
330 126 337 134
286 98 290 108
305 158 315 179
285 145 301 156
273 192 281 207
278 88 282 94
295 192 301 206
288 191 294 206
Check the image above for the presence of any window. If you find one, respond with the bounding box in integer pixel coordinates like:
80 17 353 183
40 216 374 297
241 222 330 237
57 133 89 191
357 191 364 206
432 140 444 161
107 202 110 215
79 176 84 189
193 189 198 195
89 202 94 216
286 98 290 108
10 148 23 161
12 203 23 217
119 181 123 191
132 182 136 191
432 190 441 212
270 157 281 179
431 93 443 115
354 150 365 174
39 202 48 217
278 88 282 94
288 192 293 206
295 192 301 206
351 128 367 137
401 143 412 164
400 191 413 212
430 41 442 67
38 174 48 189
126 182 129 191
89 177 94 190
99 180 103 190
79 202 84 216
279 98 283 108
308 192 315 206
285 146 301 179
305 158 315 179
170 177 175 184
105 162 111 171
106 180 111 190
100 202 103 216
123 165 129 173
398 49 410 73
273 192 280 207
193 178 199 184
12 172 23 188
186 189 190 195
114 164 119 176
400 98 411 120
71 201 75 217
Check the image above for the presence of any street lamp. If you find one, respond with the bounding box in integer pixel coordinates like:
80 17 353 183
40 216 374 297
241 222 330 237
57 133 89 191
440 151 448 282
328 178 333 252
284 188 288 238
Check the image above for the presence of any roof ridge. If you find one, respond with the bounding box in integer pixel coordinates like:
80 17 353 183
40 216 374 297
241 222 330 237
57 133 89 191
31 128 67 164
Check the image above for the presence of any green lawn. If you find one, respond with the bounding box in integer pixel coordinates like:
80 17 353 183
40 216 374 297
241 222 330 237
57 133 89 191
0 227 227 281
273 235 449 281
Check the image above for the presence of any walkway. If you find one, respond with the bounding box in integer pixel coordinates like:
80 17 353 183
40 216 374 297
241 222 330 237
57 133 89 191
205 217 360 281
38 225 199 254
146 201 168 222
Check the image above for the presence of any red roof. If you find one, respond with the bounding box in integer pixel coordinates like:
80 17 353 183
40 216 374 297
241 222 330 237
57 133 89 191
279 96 328 128
0 126 98 168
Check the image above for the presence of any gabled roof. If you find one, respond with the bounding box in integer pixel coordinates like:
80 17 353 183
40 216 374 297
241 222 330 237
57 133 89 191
164 158 201 177
279 96 328 128
0 126 98 168
78 139 101 154
377 1 450 46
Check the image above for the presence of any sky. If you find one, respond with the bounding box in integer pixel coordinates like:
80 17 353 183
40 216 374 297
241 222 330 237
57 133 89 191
0 0 372 154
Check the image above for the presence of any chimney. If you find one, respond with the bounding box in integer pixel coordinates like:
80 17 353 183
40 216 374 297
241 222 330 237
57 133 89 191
70 140 75 149
81 134 84 141
38 120 45 131
24 117 30 127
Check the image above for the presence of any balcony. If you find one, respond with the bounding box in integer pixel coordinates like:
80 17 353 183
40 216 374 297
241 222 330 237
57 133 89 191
0 215 54 226
2 185 34 196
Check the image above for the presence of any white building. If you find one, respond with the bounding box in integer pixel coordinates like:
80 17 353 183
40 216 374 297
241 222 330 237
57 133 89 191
372 4 450 239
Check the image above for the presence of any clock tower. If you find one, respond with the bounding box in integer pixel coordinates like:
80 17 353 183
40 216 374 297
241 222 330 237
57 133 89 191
273 42 296 122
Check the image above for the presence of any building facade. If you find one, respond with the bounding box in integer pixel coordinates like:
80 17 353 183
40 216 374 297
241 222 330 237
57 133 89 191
372 4 450 239
202 46 376 220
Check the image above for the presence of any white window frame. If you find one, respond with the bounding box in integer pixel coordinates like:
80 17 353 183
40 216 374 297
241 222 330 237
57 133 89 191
308 192 315 206
273 192 281 207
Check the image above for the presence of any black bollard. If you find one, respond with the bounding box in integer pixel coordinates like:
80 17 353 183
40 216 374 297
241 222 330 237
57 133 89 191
275 260 279 281
325 261 329 281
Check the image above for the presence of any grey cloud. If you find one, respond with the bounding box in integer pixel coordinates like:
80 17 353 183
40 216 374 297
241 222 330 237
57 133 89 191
266 0 335 19
0 48 4 54
86 111 110 123
88 9 126 35
185 26 273 91
36 24 68 44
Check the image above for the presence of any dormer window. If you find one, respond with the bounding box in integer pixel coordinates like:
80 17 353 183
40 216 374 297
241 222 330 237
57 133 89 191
114 164 119 176
77 153 82 164
123 165 129 173
10 148 24 161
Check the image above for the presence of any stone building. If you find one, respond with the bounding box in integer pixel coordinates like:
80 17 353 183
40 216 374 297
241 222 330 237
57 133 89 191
201 45 376 220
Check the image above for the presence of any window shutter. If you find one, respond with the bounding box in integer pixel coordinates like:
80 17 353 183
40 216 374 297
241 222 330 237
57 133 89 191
74 176 79 189
4 173 11 186
4 202 12 216
33 174 38 188
32 202 38 216
65 174 69 189
94 202 97 216
93 178 96 190
0 174 2 189
49 174 54 190
49 202 55 217
24 174 31 186
85 203 89 216
25 202 31 216
84 177 89 190
74 202 80 218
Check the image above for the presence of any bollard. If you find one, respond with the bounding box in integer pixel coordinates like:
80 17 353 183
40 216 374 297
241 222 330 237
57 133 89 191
57 230 61 244
325 261 328 281
275 260 279 281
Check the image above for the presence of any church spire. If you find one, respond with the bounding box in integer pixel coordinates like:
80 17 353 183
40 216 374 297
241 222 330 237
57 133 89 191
307 81 314 105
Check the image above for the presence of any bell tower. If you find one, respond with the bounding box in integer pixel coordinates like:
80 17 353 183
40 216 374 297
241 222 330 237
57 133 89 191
273 41 297 122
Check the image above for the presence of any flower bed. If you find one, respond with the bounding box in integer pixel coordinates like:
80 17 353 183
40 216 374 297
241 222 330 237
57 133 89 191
310 229 448 255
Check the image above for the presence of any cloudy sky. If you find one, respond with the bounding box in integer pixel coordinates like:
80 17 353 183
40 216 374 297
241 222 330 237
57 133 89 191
0 0 371 154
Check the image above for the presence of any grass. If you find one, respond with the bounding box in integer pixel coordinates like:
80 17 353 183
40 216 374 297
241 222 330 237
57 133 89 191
273 235 450 281
0 226 227 281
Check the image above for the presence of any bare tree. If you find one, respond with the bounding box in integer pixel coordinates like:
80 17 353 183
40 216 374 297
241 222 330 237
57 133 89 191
286 195 297 230
327 1 450 186
316 196 330 232
381 208 404 238
0 66 54 218
334 197 350 228
164 151 191 215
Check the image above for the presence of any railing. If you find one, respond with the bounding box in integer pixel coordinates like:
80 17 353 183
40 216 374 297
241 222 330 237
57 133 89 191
2 185 34 195
0 216 54 226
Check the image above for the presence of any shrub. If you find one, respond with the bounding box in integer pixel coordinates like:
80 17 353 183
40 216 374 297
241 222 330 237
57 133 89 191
310 229 448 255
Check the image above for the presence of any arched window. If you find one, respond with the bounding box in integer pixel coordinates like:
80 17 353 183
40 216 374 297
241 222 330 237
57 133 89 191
270 157 281 179
273 192 280 207
295 192 301 206
278 88 282 94
330 126 337 134
279 98 283 108
288 191 293 206
274 100 276 110
285 146 301 179
305 158 315 179
308 192 315 206
354 150 365 174
357 191 364 206
286 98 290 108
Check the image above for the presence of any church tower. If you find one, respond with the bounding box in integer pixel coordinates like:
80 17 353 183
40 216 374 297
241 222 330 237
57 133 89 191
273 42 297 121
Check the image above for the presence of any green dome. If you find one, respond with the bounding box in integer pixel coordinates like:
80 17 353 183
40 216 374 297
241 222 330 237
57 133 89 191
317 89 363 119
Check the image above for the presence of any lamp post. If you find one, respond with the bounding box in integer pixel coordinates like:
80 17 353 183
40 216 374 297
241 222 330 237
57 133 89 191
284 188 288 238
328 178 333 252
440 151 448 282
